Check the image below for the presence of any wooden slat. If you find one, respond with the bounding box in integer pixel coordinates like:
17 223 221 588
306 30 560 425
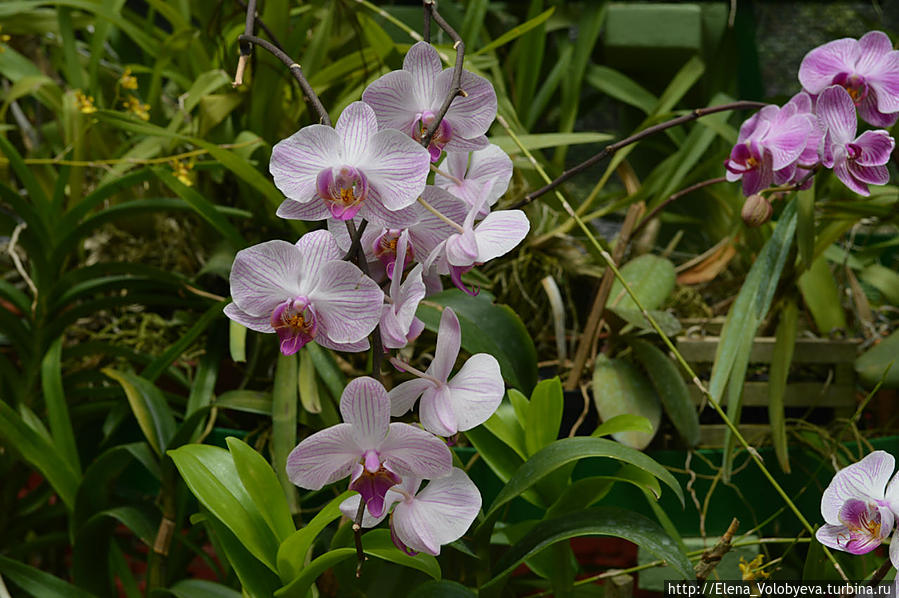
698 424 770 448
676 337 859 364
690 382 856 407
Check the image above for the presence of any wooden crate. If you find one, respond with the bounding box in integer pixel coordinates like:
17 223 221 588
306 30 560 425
676 318 859 447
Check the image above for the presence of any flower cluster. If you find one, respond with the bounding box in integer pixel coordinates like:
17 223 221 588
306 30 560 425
225 41 526 554
727 31 897 199
816 451 899 573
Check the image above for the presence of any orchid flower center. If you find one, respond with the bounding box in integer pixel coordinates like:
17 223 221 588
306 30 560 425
373 229 414 279
271 297 316 355
412 111 452 162
836 499 884 552
349 453 401 518
833 72 869 104
725 141 763 175
847 142 862 161
316 165 368 220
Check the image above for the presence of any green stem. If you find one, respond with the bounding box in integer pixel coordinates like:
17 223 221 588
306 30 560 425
497 118 849 582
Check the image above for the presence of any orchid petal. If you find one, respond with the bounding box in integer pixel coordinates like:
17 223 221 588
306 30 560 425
388 377 433 417
276 198 331 222
229 240 302 316
339 377 390 448
816 523 883 555
766 114 814 170
286 423 361 489
360 187 421 229
799 38 860 94
391 468 482 556
852 130 895 166
336 101 378 164
848 162 890 186
403 41 443 110
434 69 497 139
857 94 899 127
270 125 342 202
315 336 370 353
474 210 529 262
443 134 489 154
429 307 461 382
294 229 342 292
223 303 274 333
380 422 452 479
821 451 895 524
817 86 858 145
834 160 872 196
311 261 383 343
358 129 431 211
340 491 398 528
447 354 504 432
362 70 419 132
419 385 458 437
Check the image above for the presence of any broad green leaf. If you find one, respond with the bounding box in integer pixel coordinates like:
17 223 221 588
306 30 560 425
215 390 273 415
513 0 548 115
418 290 538 393
464 425 541 506
856 328 899 389
229 320 247 362
276 548 355 597
491 131 613 154
769 299 798 472
164 579 243 598
157 169 245 248
484 507 692 588
277 491 355 583
606 254 676 313
592 355 661 449
628 339 699 446
591 414 653 438
485 436 683 521
103 368 176 456
305 342 346 402
482 399 527 460
462 0 489 47
201 512 282 598
142 300 225 383
169 444 281 571
298 348 321 414
797 185 815 271
0 399 79 509
227 438 295 543
475 7 555 55
408 581 476 598
0 555 95 598
272 353 299 513
798 256 847 334
524 377 563 456
41 336 81 473
861 264 899 305
360 529 440 581
609 307 681 336
585 64 657 114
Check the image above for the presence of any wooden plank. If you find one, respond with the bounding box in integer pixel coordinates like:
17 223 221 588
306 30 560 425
698 424 769 448
676 337 859 364
690 382 856 408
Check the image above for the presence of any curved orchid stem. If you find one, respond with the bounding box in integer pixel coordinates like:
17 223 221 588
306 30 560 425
498 115 850 582
389 356 442 386
429 163 465 186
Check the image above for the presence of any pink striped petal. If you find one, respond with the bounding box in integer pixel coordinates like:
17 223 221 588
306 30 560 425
270 125 342 203
391 468 481 556
388 377 433 417
229 240 303 316
799 38 860 94
429 307 461 383
336 101 378 164
340 491 397 528
817 86 858 145
848 162 889 186
276 198 331 222
311 261 383 344
404 41 443 110
852 130 895 166
340 377 390 448
834 161 871 195
294 229 342 291
362 70 419 132
856 31 894 75
358 129 430 211
474 210 530 262
443 134 489 154
434 69 497 140
286 423 362 489
447 354 504 431
766 114 814 170
420 385 458 436
360 186 421 228
223 303 274 333
381 421 452 479
315 336 370 353
858 94 899 127
410 187 468 258
821 451 894 525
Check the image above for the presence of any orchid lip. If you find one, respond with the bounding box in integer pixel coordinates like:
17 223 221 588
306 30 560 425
412 111 452 162
373 229 414 280
316 165 368 220
349 462 401 518
271 297 316 355
832 72 869 104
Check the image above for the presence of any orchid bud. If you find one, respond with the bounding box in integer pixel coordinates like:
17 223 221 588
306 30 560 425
741 194 772 227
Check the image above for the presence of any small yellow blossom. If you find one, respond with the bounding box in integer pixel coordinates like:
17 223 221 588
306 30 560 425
739 554 770 581
0 26 11 53
119 67 138 90
74 90 98 114
123 95 150 121
171 160 193 187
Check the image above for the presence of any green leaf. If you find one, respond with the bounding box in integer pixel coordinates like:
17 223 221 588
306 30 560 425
157 169 246 248
142 300 225 383
272 353 299 514
856 328 899 389
163 579 243 598
585 64 657 114
418 290 538 393
276 548 355 597
215 390 273 415
201 511 283 598
861 264 899 305
628 339 699 447
103 368 176 457
606 254 676 313
229 320 247 362
491 131 613 153
485 436 683 521
798 256 847 334
0 555 95 598
484 507 692 588
305 342 346 401
408 581 476 598
41 336 81 474
298 348 322 414
609 307 681 336
525 377 563 456
592 354 661 449
277 491 355 583
769 299 798 472
169 444 281 572
482 399 527 460
591 414 653 438
797 184 815 271
226 438 295 543
361 529 440 580
464 425 541 506
475 7 555 55
0 399 79 509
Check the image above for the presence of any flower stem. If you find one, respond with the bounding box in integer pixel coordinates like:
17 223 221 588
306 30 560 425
430 163 464 186
389 356 442 386
353 496 367 578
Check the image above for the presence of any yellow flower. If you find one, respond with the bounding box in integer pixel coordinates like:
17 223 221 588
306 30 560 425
123 95 150 121
74 90 98 114
0 26 11 52
739 554 770 581
119 67 138 90
171 160 193 187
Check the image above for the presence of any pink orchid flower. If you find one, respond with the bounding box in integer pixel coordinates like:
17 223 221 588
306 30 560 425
379 231 426 350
